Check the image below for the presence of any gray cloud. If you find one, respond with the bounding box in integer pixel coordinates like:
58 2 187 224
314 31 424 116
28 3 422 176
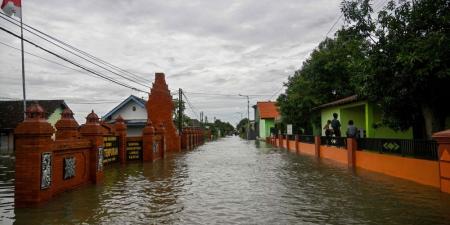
0 0 343 125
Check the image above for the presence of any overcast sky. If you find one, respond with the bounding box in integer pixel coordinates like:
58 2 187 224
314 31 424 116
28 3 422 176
0 0 345 125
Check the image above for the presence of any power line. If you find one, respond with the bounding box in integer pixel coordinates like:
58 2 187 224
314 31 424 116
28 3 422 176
0 12 151 89
324 0 386 39
269 85 285 100
0 11 152 84
325 14 344 38
184 91 272 98
0 26 148 93
0 40 105 81
182 92 200 120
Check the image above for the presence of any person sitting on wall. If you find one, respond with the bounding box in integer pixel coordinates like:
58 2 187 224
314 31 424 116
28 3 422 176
323 120 333 137
323 120 333 145
331 113 341 137
346 120 359 138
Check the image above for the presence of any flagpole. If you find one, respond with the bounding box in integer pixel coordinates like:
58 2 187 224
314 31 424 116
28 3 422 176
19 3 26 120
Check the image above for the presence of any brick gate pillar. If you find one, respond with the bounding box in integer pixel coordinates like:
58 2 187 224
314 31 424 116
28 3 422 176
158 123 166 159
14 104 55 207
115 115 127 164
189 128 194 149
79 110 104 184
185 128 190 150
433 130 450 194
142 120 155 162
295 135 299 154
181 128 187 150
55 108 79 140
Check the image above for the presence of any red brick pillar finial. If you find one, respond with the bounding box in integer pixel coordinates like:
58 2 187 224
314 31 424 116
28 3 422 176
55 108 79 140
433 130 450 194
115 115 127 164
14 103 55 207
86 110 99 124
79 110 104 184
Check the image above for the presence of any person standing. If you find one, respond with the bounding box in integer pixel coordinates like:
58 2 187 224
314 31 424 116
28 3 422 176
346 120 358 138
331 113 341 137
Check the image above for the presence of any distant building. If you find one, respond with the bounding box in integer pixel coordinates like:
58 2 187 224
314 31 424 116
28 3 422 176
314 95 413 139
0 100 68 154
102 95 147 137
253 101 280 139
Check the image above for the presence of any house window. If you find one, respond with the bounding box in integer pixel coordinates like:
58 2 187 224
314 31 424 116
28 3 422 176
132 106 136 111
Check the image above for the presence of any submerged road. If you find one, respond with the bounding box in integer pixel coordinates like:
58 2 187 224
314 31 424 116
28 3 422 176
1 136 450 224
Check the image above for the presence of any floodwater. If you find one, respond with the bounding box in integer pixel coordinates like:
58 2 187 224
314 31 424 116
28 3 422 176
1 136 450 225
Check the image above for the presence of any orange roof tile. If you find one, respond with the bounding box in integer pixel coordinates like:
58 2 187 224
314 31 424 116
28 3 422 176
257 101 280 119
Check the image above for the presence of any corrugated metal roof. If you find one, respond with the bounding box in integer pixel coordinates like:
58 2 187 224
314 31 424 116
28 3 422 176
313 95 359 110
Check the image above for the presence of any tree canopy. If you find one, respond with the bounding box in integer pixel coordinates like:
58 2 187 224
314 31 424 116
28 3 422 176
278 0 450 138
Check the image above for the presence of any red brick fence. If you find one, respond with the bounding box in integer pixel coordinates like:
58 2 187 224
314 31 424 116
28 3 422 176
14 103 206 207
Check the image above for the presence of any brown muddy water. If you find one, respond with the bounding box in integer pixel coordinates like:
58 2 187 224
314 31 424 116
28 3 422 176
1 136 450 225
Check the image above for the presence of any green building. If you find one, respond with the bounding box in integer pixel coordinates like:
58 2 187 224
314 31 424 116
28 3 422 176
253 101 280 139
316 95 413 139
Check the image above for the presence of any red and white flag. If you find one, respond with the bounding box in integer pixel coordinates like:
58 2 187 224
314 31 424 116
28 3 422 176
1 0 21 18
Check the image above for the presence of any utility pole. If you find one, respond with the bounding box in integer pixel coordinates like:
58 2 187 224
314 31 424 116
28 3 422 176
178 88 183 134
239 94 250 140
20 3 26 119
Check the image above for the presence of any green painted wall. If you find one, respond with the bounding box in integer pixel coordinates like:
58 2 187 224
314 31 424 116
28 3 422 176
320 101 413 139
321 106 341 136
341 104 365 136
48 107 63 128
369 104 413 139
259 119 274 138
47 107 64 140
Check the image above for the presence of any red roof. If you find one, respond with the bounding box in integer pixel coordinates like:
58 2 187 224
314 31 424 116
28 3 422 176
257 101 280 119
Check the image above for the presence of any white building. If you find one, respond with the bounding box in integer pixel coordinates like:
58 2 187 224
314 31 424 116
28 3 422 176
102 95 148 137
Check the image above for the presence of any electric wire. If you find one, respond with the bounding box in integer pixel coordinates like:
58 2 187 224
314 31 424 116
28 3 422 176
0 11 152 84
0 40 107 81
182 92 200 120
0 12 151 88
0 26 148 93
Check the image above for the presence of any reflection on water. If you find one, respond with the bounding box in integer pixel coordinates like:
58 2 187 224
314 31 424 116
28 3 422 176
1 136 450 224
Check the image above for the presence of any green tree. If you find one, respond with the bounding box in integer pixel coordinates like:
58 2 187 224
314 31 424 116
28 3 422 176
172 98 192 128
342 0 450 138
205 119 235 137
277 30 369 134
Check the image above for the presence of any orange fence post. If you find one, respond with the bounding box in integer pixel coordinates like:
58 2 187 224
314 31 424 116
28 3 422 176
314 136 321 158
347 138 357 168
433 130 450 194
